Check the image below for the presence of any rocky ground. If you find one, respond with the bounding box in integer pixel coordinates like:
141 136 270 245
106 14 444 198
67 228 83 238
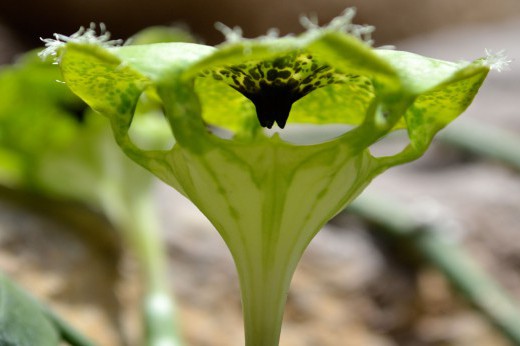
1 9 520 346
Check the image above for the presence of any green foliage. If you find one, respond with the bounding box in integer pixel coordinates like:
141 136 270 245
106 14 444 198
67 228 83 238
0 52 168 228
0 53 83 188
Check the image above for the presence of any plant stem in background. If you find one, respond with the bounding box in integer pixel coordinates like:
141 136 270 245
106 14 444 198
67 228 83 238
131 199 182 346
104 189 182 346
348 193 520 345
439 118 520 169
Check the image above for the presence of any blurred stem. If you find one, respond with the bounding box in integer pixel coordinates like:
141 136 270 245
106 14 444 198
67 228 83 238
438 118 520 169
348 193 520 345
105 189 182 346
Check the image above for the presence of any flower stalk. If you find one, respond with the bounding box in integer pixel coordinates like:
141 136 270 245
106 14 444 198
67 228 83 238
102 186 181 346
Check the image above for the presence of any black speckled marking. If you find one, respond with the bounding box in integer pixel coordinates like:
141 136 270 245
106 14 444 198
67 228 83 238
202 52 361 128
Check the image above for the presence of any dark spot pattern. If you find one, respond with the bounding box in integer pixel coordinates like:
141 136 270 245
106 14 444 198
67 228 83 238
201 52 360 128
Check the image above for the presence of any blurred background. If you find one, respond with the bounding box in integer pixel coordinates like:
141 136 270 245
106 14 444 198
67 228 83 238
1 0 520 60
1 1 520 345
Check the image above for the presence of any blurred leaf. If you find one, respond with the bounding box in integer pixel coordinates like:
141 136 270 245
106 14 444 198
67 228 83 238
0 51 162 224
0 274 60 346
0 53 84 185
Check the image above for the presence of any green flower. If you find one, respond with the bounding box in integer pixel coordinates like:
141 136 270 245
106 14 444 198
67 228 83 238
43 9 496 345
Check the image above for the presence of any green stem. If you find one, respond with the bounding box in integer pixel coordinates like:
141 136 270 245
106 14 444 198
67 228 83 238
226 206 313 346
348 193 520 345
130 199 182 346
235 250 298 346
438 119 520 169
105 190 182 346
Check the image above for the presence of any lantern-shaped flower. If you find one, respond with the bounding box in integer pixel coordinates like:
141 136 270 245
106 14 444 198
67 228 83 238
42 10 496 345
